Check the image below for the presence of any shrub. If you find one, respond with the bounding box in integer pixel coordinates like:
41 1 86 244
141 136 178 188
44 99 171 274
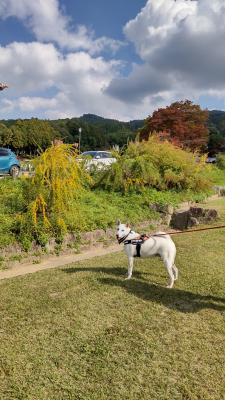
19 144 89 246
95 137 212 193
216 154 225 170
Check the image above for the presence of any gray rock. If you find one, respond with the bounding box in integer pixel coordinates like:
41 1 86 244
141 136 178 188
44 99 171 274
92 229 105 240
81 231 93 243
45 238 56 252
189 207 218 222
204 209 218 221
187 217 199 228
170 207 218 230
105 228 114 238
170 210 189 230
213 186 225 196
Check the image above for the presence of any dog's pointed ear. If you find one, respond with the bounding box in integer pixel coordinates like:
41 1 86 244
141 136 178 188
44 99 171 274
117 219 121 225
126 223 130 228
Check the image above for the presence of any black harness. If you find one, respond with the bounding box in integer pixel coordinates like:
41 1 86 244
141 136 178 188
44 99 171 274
118 230 132 244
117 230 144 257
124 238 145 257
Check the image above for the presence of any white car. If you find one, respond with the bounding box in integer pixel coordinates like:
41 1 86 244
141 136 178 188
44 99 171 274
80 151 116 170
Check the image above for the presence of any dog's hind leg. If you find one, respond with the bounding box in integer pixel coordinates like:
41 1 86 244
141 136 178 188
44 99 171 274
172 264 178 281
164 259 175 289
125 257 134 280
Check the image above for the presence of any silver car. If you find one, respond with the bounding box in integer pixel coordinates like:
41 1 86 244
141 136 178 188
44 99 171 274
80 151 116 170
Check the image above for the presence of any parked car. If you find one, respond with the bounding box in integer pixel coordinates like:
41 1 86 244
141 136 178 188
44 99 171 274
0 148 20 177
80 151 116 170
206 157 217 164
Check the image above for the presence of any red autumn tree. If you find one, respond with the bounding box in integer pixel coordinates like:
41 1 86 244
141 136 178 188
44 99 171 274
139 100 209 152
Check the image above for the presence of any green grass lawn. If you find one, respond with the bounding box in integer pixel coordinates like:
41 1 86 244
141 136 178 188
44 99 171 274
0 227 225 399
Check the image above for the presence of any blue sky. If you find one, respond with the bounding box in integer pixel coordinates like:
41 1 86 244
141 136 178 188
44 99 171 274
0 0 225 121
0 1 145 57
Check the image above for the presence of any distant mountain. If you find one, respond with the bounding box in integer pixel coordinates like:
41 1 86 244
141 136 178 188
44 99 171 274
208 110 225 130
80 113 144 131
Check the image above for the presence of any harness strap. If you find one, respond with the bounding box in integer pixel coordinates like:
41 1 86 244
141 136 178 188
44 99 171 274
118 230 132 244
135 242 141 258
124 238 144 258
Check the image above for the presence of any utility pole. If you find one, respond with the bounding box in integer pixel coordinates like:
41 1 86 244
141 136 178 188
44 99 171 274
78 127 82 154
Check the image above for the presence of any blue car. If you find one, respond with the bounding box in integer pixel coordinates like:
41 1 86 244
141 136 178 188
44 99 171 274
0 148 20 177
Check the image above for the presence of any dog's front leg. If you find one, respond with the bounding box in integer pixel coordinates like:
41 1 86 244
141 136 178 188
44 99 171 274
125 256 134 280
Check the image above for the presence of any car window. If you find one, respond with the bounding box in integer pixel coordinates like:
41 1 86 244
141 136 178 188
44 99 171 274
100 152 112 159
0 149 9 157
81 151 113 159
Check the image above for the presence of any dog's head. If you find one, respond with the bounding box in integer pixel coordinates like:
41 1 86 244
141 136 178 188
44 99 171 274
116 220 131 243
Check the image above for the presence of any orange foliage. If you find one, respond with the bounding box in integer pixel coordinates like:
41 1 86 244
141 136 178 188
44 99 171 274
140 100 209 152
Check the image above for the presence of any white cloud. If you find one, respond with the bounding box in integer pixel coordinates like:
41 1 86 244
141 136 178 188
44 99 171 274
107 0 225 109
124 0 196 60
0 0 123 54
0 41 121 95
0 41 153 121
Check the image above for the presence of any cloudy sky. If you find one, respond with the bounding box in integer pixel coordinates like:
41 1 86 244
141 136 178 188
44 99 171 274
0 0 225 121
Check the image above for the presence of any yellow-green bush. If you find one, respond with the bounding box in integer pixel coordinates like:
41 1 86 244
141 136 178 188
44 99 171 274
96 137 212 193
18 144 89 247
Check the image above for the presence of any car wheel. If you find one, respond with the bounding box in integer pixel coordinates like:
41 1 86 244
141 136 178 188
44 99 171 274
10 165 20 178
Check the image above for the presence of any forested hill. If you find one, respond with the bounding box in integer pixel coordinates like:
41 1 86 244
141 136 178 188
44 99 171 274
80 113 144 131
49 114 144 150
0 110 225 154
208 110 225 129
0 113 144 152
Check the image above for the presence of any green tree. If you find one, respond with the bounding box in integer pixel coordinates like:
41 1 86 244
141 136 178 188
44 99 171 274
10 119 55 154
0 123 13 146
11 125 26 151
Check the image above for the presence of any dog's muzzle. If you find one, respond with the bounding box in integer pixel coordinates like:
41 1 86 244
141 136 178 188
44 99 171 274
116 230 132 244
116 234 122 244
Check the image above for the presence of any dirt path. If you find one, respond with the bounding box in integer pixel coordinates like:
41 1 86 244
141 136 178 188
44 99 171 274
0 245 121 281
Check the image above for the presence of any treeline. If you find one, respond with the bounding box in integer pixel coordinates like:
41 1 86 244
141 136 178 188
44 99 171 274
0 119 56 154
0 109 225 155
0 114 142 154
50 114 142 150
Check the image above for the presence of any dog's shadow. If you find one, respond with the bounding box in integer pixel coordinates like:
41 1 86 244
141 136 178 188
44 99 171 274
63 265 151 280
63 266 225 314
99 277 225 314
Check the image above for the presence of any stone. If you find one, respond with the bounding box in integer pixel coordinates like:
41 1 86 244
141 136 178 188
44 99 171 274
92 229 105 240
105 228 114 238
170 210 189 230
204 209 218 221
45 238 56 252
189 207 218 222
187 217 199 228
213 185 225 196
81 231 93 243
170 207 218 230
189 207 205 218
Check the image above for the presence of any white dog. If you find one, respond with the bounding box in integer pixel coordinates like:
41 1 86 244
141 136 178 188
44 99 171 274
116 221 178 288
